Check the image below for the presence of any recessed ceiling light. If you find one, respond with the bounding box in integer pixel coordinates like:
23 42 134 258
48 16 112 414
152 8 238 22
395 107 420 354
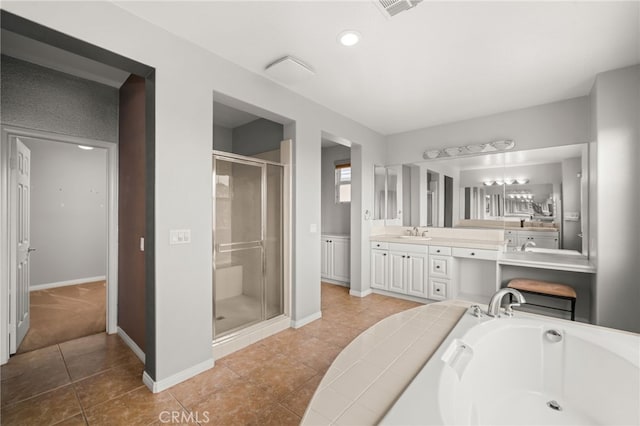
338 30 361 47
78 145 94 150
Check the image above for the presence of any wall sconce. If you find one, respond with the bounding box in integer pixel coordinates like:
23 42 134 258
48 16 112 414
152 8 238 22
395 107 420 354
423 139 515 160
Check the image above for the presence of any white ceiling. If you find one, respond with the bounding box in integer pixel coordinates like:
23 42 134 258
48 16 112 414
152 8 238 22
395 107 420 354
117 1 639 135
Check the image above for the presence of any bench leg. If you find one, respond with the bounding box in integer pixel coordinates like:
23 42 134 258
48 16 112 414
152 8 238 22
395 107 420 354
570 298 576 321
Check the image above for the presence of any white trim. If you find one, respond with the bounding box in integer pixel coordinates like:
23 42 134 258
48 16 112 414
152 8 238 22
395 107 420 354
29 276 106 292
291 311 322 328
322 278 350 287
349 288 373 298
143 358 214 393
371 289 432 304
212 315 290 359
117 326 145 363
0 125 118 364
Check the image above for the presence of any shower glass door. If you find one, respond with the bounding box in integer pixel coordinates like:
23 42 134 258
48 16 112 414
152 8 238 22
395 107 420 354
213 154 284 339
213 157 264 336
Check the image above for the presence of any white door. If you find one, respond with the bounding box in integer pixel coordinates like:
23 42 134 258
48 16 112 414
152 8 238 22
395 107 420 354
10 138 31 353
332 238 350 282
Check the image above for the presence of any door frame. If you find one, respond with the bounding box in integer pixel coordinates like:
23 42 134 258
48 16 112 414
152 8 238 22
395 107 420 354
0 125 118 363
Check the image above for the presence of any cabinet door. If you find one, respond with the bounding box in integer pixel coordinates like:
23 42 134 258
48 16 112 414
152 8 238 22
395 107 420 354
320 239 331 278
332 238 350 281
388 252 406 293
428 278 449 301
406 253 428 297
371 250 388 290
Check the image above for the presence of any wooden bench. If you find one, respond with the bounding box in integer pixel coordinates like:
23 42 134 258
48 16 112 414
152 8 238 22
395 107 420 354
507 278 577 321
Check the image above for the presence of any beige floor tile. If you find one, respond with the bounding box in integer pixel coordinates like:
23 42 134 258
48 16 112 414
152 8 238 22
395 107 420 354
280 374 323 417
169 364 239 409
0 385 81 425
73 359 145 409
84 387 182 425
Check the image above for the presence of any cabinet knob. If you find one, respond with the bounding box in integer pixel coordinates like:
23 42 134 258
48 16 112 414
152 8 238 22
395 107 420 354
407 256 411 259
436 250 441 253
402 255 406 258
436 288 441 292
436 265 440 269
471 252 475 256
383 253 387 256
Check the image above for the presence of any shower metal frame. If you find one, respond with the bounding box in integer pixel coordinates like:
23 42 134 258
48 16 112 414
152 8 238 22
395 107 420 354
212 151 284 340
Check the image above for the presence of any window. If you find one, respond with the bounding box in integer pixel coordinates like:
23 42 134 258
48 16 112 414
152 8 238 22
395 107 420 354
335 163 351 203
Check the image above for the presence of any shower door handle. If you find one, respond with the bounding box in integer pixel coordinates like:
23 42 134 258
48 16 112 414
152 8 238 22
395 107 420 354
216 240 263 253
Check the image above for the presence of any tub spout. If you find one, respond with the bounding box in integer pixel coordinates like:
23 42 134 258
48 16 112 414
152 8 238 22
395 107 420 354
487 288 526 317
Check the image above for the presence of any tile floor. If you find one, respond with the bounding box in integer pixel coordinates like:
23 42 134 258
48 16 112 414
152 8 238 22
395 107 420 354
1 283 421 425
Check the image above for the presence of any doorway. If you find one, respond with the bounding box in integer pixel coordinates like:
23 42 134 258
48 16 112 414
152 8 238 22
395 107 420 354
1 127 117 356
212 153 284 338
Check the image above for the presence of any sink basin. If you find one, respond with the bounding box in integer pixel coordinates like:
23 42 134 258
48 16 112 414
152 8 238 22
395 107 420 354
397 236 432 241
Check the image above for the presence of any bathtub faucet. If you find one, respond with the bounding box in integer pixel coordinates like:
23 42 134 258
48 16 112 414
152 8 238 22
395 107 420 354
486 288 526 317
521 241 536 251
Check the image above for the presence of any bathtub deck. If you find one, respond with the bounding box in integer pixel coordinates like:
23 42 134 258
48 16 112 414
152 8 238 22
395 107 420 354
301 300 470 425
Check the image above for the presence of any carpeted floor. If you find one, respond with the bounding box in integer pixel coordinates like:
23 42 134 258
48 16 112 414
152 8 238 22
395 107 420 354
17 281 106 353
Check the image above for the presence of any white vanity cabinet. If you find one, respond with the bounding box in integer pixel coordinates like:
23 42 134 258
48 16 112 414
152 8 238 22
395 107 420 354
428 246 454 300
321 235 350 283
388 245 428 298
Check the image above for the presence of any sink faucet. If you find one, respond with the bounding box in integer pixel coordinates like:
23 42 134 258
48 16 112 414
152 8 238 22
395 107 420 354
487 288 526 317
521 241 536 251
412 226 419 236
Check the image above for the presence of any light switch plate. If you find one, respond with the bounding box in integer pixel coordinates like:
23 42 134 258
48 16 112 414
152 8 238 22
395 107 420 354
170 229 191 245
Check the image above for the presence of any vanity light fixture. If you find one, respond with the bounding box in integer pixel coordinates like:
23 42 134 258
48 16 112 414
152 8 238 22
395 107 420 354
483 180 495 186
77 145 94 150
423 139 515 160
338 30 361 47
495 180 504 186
504 178 516 185
516 178 529 184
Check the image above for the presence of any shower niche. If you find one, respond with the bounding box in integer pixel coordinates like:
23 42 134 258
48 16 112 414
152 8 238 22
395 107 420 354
212 153 284 338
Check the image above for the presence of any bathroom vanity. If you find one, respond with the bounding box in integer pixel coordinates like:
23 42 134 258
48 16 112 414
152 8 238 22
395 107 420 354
369 227 596 320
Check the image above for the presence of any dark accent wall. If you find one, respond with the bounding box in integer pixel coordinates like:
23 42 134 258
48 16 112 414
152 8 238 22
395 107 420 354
118 75 146 351
232 118 283 156
0 55 118 142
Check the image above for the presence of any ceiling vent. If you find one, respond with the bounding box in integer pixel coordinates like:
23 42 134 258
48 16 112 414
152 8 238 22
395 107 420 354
374 0 422 18
264 56 315 85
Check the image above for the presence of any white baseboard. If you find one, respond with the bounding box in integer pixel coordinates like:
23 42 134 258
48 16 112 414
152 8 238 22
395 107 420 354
212 315 290 359
349 288 372 298
143 358 214 393
117 327 145 363
291 311 322 328
321 278 350 287
30 276 106 291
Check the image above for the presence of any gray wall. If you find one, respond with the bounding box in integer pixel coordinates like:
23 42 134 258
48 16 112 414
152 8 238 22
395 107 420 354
213 124 232 152
321 145 351 235
592 65 640 333
232 118 283 156
23 138 107 287
0 55 119 142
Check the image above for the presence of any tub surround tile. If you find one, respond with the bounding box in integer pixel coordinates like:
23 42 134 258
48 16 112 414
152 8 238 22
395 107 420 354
303 300 469 424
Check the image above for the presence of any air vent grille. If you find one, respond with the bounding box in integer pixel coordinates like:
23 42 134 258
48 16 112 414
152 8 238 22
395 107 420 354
376 0 422 17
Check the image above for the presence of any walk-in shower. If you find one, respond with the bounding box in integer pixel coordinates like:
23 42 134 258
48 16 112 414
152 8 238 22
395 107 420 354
212 152 284 339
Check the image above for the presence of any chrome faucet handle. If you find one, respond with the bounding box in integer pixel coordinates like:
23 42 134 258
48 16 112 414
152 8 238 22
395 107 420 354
504 302 520 317
470 305 483 318
421 230 429 237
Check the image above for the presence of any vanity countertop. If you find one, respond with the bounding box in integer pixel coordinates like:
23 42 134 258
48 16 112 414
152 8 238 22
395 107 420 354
371 235 507 251
457 225 559 232
499 251 596 273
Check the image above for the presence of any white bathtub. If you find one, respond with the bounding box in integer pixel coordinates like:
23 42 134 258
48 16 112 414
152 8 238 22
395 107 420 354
382 308 640 425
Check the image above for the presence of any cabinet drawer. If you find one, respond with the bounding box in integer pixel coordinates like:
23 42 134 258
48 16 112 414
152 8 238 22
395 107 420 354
452 247 498 261
429 278 449 301
430 256 451 278
370 241 389 250
429 245 452 256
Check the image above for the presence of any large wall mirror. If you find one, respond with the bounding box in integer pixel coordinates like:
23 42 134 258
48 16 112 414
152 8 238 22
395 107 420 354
377 143 590 256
